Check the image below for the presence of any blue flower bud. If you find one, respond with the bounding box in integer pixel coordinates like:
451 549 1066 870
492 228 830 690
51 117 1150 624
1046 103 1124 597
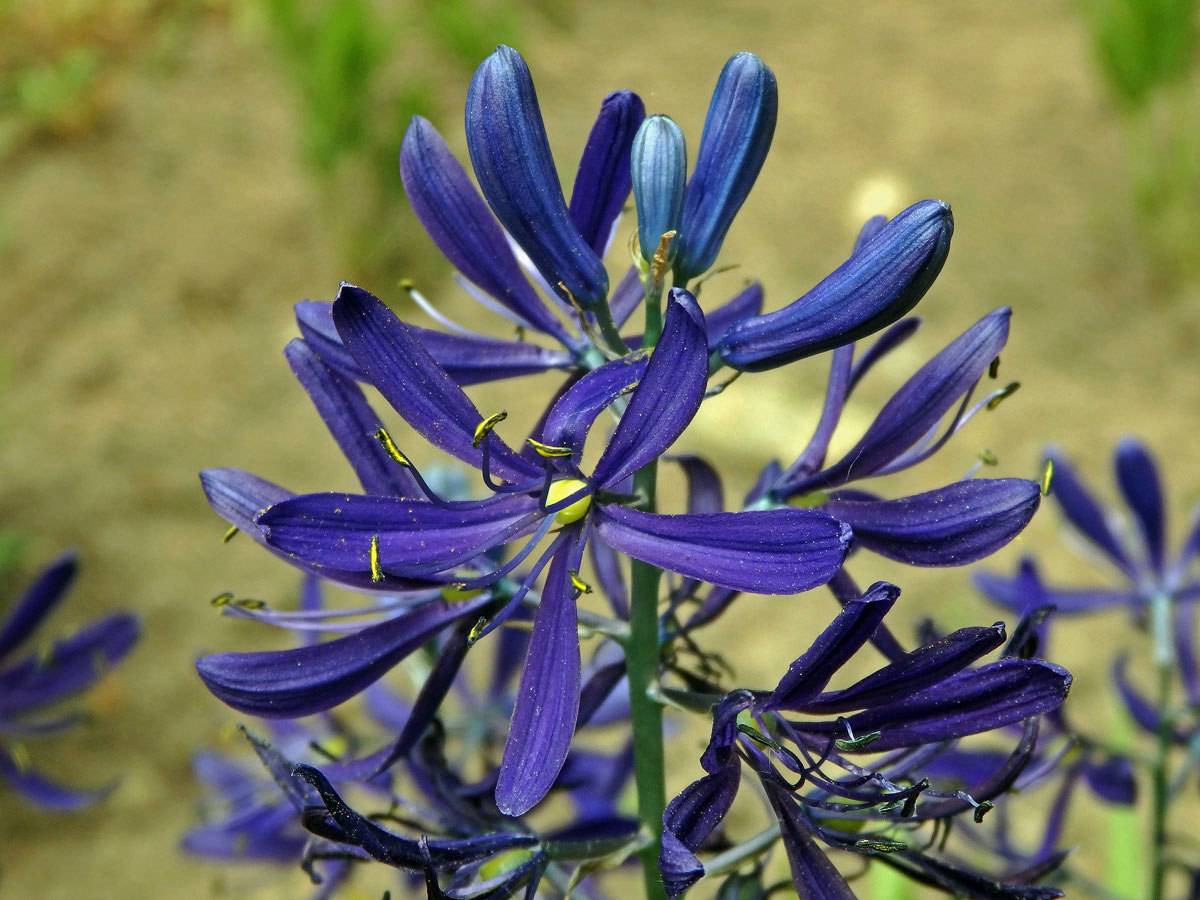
631 115 687 264
717 199 954 372
465 45 608 307
674 52 777 281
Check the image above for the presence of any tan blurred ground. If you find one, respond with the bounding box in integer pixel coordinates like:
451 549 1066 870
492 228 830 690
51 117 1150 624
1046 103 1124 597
1 1 1197 897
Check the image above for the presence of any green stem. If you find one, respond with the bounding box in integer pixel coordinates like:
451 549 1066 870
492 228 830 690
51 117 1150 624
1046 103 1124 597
627 460 668 900
642 280 664 349
592 301 631 357
1149 590 1175 900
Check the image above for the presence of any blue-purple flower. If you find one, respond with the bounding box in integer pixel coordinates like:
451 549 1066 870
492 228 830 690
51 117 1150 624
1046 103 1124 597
0 551 139 809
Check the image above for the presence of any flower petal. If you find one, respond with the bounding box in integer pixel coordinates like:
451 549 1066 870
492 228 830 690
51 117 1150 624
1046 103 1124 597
0 747 115 810
717 200 953 372
295 300 363 380
1044 446 1134 576
660 763 741 898
822 478 1040 567
0 552 76 662
631 114 687 263
258 492 540 577
763 581 900 710
1114 437 1166 574
791 308 1009 491
764 784 858 900
332 283 541 482
569 90 645 255
675 53 777 281
195 594 490 717
595 505 851 594
401 115 568 340
497 531 586 815
284 339 419 497
541 350 649 458
466 46 607 307
592 289 708 488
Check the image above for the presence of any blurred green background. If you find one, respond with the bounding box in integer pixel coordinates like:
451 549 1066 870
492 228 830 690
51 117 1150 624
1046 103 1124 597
2 0 1200 897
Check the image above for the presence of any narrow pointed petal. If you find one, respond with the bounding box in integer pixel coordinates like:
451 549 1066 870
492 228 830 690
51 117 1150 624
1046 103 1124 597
675 53 777 280
631 114 687 263
541 351 649 457
0 748 115 810
764 785 858 900
497 533 585 815
332 284 541 482
793 308 1009 490
0 552 76 662
660 764 741 897
0 614 139 716
609 265 645 329
675 455 725 514
295 764 540 869
295 300 363 381
596 505 851 594
1044 446 1134 575
799 659 1072 751
822 478 1040 567
847 316 922 392
466 46 608 307
570 90 645 255
1112 656 1167 736
1084 754 1137 805
1114 437 1166 574
718 200 953 372
258 492 540 577
285 339 418 497
401 116 568 341
415 327 573 385
890 850 1064 900
196 594 490 717
803 622 1007 713
592 290 708 488
703 282 764 349
763 581 900 710
853 214 889 252
974 567 1134 615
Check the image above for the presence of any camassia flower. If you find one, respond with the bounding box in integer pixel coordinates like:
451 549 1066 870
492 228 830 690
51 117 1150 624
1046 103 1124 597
659 581 1073 899
0 551 139 809
251 283 851 816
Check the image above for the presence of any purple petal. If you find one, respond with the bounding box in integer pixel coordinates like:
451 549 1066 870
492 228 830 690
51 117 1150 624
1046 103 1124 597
890 850 1064 900
782 344 853 481
258 492 540 577
569 90 645 255
609 265 644 328
853 214 889 251
1112 656 1167 736
703 282 764 348
792 308 1009 490
675 53 778 281
0 552 77 662
497 531 586 815
589 535 629 619
1084 754 1137 805
333 284 541 483
285 339 419 497
466 46 607 307
802 622 1007 714
763 581 900 710
0 747 115 810
195 594 490 717
974 566 1135 615
401 116 567 340
717 200 953 371
408 326 573 385
1114 437 1166 574
596 505 851 594
764 785 858 900
1044 446 1135 576
0 614 139 717
295 300 363 381
798 659 1072 751
660 764 741 897
822 478 1040 567
674 455 725 514
541 351 650 457
592 289 708 488
847 316 922 393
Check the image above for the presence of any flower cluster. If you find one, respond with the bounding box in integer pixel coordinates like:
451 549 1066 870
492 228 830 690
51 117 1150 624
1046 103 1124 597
0 551 139 809
196 44 1068 899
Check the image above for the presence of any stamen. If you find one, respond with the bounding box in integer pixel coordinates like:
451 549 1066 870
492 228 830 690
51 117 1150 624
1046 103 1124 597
978 448 998 466
569 570 592 595
401 278 492 339
985 380 1020 410
526 438 574 458
651 229 678 282
989 355 1001 378
473 411 508 448
1041 458 1055 496
211 592 234 607
854 839 907 854
369 534 384 583
705 370 741 398
221 525 239 543
374 427 411 466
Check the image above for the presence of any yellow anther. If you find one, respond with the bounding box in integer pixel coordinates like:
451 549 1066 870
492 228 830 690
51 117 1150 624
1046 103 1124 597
569 571 593 595
211 592 234 607
1041 458 1055 497
527 438 574 458
369 534 384 583
399 277 416 291
546 478 593 524
651 229 678 281
374 427 411 466
221 525 239 544
986 381 1020 411
978 449 998 466
467 616 489 647
232 597 266 610
473 411 508 448
557 281 578 306
440 584 483 603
